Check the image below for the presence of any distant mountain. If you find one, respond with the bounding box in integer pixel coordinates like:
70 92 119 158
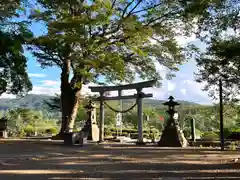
0 94 53 110
0 94 199 111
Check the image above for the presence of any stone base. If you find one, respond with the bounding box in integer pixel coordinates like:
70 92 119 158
136 141 146 146
158 125 188 147
0 131 8 138
63 132 88 146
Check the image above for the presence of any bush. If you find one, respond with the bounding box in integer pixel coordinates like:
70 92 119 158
232 128 240 132
214 128 240 140
23 126 35 136
104 127 159 138
45 127 58 134
130 133 149 139
107 127 159 134
104 128 112 136
19 129 26 138
23 126 34 133
201 132 219 140
227 132 240 140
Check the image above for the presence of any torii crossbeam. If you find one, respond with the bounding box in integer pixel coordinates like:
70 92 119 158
89 79 157 144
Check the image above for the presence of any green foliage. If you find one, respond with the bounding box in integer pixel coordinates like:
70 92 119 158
23 125 35 134
105 127 160 139
1 95 240 140
195 0 239 40
229 142 237 151
43 94 61 111
45 127 58 134
201 132 219 140
232 128 240 132
196 36 240 101
195 0 240 101
0 0 24 20
28 0 223 85
0 0 33 97
6 108 58 136
25 0 223 130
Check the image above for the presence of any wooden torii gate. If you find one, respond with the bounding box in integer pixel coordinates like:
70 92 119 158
89 79 157 144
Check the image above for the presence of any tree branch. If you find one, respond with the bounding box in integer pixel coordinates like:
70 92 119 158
111 0 117 9
131 2 162 14
126 0 144 17
145 10 181 26
122 0 135 18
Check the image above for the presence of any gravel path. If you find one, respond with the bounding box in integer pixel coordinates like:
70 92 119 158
0 139 239 180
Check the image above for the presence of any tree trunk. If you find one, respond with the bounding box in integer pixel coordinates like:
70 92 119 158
60 59 83 133
60 59 71 133
66 90 81 131
60 89 81 132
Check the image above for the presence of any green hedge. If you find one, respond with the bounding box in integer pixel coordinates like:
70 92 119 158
213 128 240 138
45 127 58 134
104 127 159 138
201 132 219 140
105 127 158 133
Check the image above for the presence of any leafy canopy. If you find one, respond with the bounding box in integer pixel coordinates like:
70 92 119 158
196 36 240 101
0 0 33 96
195 0 240 101
194 0 239 41
29 0 223 89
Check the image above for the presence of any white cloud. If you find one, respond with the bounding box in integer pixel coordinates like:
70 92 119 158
154 61 168 79
180 88 187 95
175 34 196 45
28 73 47 78
39 80 60 86
0 93 16 99
29 86 60 96
167 82 175 91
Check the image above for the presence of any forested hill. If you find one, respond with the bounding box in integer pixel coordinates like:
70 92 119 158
0 94 199 110
0 94 52 110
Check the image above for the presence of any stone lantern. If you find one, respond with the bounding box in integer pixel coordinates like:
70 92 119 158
84 100 95 127
163 96 180 126
158 96 188 147
83 100 99 141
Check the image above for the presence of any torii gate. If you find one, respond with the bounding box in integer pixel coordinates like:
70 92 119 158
89 79 157 144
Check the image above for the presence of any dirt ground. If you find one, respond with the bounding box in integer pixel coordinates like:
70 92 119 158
0 139 239 180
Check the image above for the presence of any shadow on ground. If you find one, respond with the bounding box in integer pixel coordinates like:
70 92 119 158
0 140 239 179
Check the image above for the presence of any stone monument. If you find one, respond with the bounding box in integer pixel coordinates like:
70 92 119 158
158 96 188 147
0 117 8 138
83 100 99 142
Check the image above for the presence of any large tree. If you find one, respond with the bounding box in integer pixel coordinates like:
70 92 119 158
28 0 223 133
196 36 240 101
195 0 240 101
0 0 32 97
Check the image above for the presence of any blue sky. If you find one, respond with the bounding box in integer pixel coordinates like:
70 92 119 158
1 19 213 104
